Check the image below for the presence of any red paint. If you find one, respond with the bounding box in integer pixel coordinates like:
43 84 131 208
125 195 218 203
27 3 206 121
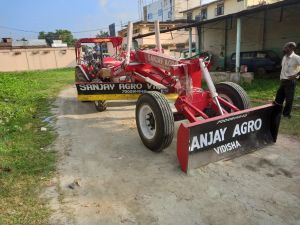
177 124 190 173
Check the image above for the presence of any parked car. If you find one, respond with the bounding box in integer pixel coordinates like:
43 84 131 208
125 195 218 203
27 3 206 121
230 50 281 75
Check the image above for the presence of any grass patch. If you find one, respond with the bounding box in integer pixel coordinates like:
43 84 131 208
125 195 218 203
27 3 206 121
242 78 300 137
0 68 74 224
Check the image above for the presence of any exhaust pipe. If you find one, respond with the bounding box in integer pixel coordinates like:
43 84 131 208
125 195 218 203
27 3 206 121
154 20 162 53
125 22 133 65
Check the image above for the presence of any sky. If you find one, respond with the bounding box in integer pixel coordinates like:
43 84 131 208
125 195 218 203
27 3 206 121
0 0 144 40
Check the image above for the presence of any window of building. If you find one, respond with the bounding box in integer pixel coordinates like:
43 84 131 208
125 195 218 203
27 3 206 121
162 44 169 49
187 12 193 21
158 9 163 16
201 8 207 20
148 13 153 20
195 15 201 22
176 43 185 49
215 4 224 16
168 10 172 18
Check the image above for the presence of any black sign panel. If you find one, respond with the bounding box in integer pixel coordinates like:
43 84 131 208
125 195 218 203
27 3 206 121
189 107 274 154
177 104 282 172
76 82 168 95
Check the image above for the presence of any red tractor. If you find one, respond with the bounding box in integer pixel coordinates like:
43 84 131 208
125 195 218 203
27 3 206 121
75 22 281 173
75 37 124 111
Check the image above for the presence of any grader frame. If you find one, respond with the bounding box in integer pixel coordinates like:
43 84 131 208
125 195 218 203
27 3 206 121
75 22 281 173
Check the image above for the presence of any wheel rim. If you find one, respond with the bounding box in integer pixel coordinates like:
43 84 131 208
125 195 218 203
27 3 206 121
219 93 234 112
94 101 99 106
219 93 233 104
139 104 156 139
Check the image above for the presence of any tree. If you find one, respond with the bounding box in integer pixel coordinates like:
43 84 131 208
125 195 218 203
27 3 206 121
96 31 109 38
38 30 75 46
55 29 75 46
38 31 46 39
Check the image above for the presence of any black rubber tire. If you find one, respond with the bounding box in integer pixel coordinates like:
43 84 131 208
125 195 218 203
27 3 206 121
94 100 107 112
215 82 251 110
136 92 174 152
75 66 89 82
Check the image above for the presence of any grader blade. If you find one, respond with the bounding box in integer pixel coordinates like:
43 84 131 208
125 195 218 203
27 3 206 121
177 104 282 173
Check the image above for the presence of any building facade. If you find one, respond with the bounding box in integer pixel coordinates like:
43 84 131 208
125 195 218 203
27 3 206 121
181 0 282 22
178 0 299 70
144 0 200 22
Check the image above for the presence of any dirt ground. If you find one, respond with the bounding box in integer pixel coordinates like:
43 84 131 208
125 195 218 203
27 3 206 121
44 86 300 225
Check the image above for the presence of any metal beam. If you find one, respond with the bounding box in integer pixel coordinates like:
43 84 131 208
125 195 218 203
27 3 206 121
154 20 162 53
235 17 241 75
125 22 133 65
188 28 192 57
196 25 201 52
133 0 299 40
262 10 267 50
224 18 228 69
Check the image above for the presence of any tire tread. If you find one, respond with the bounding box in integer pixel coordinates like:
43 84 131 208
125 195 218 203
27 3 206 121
216 82 251 109
95 100 107 112
136 91 174 152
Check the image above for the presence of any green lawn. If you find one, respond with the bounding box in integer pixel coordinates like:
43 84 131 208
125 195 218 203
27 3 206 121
0 69 74 225
0 69 299 224
242 78 300 137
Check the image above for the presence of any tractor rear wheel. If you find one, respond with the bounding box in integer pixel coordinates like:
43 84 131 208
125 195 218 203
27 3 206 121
215 82 251 110
136 92 174 152
94 100 107 112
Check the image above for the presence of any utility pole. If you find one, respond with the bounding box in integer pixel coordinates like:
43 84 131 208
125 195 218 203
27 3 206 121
188 28 192 57
235 17 241 80
154 20 162 53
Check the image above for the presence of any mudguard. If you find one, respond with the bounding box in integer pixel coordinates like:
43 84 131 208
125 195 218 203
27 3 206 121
177 103 282 173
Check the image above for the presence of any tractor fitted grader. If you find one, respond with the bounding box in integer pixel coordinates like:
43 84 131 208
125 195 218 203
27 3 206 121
75 22 282 173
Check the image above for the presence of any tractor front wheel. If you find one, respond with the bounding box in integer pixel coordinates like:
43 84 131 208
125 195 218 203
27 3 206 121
94 100 107 112
136 92 174 152
215 82 251 110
